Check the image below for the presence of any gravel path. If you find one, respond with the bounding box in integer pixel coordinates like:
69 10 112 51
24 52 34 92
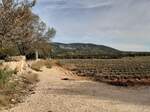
2 66 150 112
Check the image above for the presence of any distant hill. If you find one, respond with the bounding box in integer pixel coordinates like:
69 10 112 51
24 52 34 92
51 43 122 59
51 42 150 59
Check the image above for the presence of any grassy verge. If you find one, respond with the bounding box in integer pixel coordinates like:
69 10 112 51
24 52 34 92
31 60 52 71
0 69 14 88
0 68 39 110
31 59 61 71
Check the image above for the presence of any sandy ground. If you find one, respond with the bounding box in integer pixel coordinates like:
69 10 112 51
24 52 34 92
2 66 150 112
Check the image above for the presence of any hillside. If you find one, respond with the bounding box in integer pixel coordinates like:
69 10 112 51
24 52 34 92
51 43 150 59
51 43 121 59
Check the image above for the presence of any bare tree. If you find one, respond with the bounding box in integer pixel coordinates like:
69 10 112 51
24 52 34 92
0 0 56 59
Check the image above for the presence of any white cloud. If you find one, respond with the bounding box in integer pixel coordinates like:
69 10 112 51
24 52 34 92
33 0 150 51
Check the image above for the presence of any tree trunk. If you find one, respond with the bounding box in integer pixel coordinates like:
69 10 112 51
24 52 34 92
35 50 38 60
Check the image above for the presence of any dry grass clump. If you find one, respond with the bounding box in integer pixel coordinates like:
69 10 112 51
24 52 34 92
31 60 52 71
31 60 45 71
21 72 39 84
31 59 62 72
44 60 53 68
0 69 14 88
0 69 16 108
51 60 62 66
0 95 9 107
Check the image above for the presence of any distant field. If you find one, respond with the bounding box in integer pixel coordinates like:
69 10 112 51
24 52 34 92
60 57 150 86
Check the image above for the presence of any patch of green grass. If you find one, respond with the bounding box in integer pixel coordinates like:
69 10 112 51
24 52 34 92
0 69 15 108
0 68 39 109
0 69 14 88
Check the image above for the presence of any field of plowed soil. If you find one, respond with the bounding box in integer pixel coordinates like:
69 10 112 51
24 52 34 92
60 57 150 86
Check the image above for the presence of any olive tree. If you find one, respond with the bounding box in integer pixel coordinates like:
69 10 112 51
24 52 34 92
0 0 56 59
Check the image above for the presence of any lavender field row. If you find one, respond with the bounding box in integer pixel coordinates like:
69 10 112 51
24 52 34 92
60 57 150 86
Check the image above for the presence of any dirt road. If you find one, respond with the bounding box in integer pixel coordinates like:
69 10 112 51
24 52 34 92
3 66 150 112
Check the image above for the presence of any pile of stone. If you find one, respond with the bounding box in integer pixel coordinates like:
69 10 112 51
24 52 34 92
2 56 27 73
5 56 26 62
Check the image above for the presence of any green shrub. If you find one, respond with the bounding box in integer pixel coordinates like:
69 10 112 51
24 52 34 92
0 69 14 88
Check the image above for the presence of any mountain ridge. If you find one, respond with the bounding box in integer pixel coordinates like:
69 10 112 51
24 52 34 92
51 42 150 59
51 42 122 58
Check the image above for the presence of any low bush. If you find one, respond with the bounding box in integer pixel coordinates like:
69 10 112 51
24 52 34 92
0 68 38 109
31 60 52 71
0 69 14 107
0 69 14 88
51 60 62 66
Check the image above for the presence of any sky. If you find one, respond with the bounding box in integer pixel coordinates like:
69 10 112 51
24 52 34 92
33 0 150 51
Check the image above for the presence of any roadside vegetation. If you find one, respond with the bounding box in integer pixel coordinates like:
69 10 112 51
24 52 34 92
0 67 39 109
31 59 61 71
31 60 52 71
0 0 56 109
0 69 14 88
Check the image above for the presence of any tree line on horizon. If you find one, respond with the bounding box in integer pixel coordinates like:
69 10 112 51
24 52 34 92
0 0 56 59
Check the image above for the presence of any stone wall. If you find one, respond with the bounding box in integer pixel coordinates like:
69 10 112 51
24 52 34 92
2 56 27 73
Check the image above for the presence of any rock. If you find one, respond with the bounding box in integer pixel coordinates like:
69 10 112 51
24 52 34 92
61 78 70 80
11 99 16 103
5 56 26 62
2 56 28 73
